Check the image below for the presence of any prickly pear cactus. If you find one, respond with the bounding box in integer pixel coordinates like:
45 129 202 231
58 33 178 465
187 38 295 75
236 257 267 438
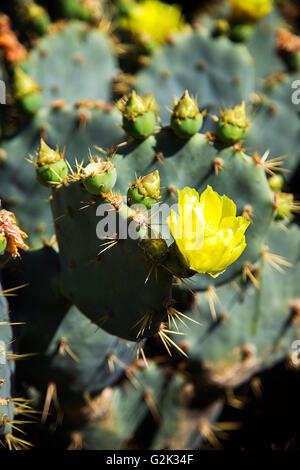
0 0 300 451
2 246 140 406
50 180 172 340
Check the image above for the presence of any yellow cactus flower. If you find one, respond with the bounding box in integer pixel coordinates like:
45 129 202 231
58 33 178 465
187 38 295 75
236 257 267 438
167 186 250 277
229 0 273 23
119 0 184 45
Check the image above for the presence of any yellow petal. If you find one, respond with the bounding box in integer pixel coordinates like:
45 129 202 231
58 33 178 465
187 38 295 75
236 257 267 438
178 187 199 206
221 194 237 218
200 186 222 231
168 186 250 277
188 233 231 273
209 236 247 275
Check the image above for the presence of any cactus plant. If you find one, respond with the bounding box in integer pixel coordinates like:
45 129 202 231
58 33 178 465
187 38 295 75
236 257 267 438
0 0 300 451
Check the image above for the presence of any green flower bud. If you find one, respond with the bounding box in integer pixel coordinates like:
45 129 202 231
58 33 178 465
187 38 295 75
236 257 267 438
0 236 8 255
123 111 156 140
127 187 156 209
37 139 62 165
76 4 93 21
14 67 41 100
170 90 204 139
20 93 43 114
135 170 160 199
216 121 245 144
117 90 157 139
35 139 68 187
230 23 255 42
59 0 80 18
140 238 169 263
14 67 42 114
127 170 160 209
81 159 117 195
21 1 51 35
172 90 199 119
216 101 248 144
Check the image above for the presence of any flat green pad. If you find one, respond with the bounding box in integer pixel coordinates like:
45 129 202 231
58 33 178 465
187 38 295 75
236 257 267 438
173 222 300 386
246 74 300 179
247 11 285 82
135 32 255 124
2 247 138 405
80 364 169 450
50 182 172 341
22 21 117 104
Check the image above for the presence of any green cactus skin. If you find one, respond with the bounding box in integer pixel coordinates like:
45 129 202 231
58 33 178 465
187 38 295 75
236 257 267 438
123 110 156 140
246 11 285 83
148 384 223 450
76 364 169 450
172 222 300 388
50 182 172 341
22 22 117 105
245 73 300 180
215 119 245 144
135 31 255 124
2 247 139 407
171 114 203 140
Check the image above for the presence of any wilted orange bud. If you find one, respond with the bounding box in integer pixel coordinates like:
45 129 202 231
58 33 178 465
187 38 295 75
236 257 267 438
0 209 28 258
